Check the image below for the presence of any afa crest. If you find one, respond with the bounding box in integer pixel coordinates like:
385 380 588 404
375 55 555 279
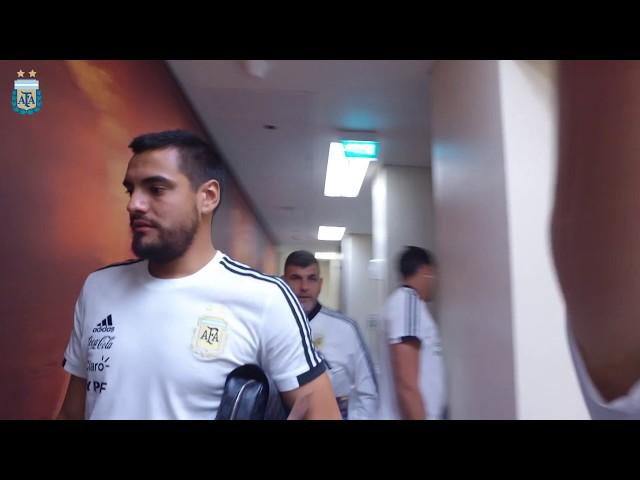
12 69 41 115
191 305 230 360
313 334 324 350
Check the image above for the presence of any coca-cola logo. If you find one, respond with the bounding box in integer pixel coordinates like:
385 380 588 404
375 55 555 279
88 335 115 350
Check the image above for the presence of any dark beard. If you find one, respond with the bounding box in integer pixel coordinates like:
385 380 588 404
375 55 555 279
132 211 198 264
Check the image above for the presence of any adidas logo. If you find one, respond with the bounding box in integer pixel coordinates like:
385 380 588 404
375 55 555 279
93 314 115 333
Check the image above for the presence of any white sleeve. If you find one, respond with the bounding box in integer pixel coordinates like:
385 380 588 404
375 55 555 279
63 287 87 379
347 325 379 420
568 325 640 419
260 280 326 392
386 290 425 345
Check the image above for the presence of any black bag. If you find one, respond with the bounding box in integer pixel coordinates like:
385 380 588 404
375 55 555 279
215 364 290 420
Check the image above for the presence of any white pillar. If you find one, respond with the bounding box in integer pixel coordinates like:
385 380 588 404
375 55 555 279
431 60 589 419
342 233 379 362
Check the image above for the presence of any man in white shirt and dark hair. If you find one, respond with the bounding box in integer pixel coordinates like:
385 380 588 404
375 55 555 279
56 129 341 420
282 250 378 419
377 246 447 420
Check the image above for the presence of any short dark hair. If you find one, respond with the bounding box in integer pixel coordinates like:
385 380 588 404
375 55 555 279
128 130 225 192
284 250 318 270
398 246 435 278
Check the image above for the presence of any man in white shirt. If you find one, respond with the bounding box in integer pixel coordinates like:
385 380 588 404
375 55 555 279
57 130 341 420
283 250 378 419
377 246 447 420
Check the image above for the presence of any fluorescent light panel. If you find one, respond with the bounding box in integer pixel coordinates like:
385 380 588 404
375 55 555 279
317 226 346 241
324 142 375 198
314 252 342 260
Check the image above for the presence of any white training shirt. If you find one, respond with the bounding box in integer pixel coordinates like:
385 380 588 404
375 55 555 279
307 303 378 420
568 325 640 419
377 286 447 420
63 251 325 420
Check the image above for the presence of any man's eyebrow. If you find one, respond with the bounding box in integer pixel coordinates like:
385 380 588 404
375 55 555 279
141 176 175 186
122 176 176 188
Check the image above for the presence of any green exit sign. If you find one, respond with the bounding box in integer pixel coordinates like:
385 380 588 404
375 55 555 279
341 140 379 160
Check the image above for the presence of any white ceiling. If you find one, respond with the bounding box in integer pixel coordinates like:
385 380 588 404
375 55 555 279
167 60 433 253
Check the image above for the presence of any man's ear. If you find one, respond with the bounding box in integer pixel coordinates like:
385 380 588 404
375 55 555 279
199 179 220 215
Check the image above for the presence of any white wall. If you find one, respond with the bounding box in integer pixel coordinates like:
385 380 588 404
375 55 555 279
498 60 588 419
342 233 379 363
372 165 434 296
371 169 388 301
323 258 341 311
431 60 517 419
385 166 434 291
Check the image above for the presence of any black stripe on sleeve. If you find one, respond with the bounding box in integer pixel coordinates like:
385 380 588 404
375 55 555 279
220 258 317 370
